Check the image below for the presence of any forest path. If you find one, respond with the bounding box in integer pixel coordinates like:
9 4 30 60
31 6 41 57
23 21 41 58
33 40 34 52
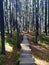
19 34 34 65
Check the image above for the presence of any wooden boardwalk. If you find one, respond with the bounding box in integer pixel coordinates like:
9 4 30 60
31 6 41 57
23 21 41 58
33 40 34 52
19 35 34 65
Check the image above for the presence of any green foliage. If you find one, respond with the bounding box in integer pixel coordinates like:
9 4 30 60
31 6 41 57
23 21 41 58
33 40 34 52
39 34 49 45
13 53 19 65
30 31 49 44
30 31 35 36
38 34 49 49
5 31 17 44
30 32 49 48
0 31 21 65
5 31 22 49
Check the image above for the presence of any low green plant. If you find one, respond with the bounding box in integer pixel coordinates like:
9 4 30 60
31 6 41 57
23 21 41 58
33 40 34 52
5 31 17 44
13 53 20 65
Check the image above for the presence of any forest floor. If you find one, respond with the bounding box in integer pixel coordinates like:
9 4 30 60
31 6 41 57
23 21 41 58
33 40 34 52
26 33 49 65
0 44 20 65
0 32 23 65
0 31 49 65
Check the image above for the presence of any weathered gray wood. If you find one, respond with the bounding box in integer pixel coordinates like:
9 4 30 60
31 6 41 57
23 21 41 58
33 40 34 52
20 64 34 65
19 35 34 65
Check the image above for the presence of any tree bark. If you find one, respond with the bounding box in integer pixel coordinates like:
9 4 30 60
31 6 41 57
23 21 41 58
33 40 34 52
0 0 5 54
45 0 47 35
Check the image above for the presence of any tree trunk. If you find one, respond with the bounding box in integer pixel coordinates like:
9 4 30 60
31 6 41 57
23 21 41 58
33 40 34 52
35 0 39 44
0 0 5 54
48 0 49 32
10 0 12 37
16 0 20 48
45 0 47 35
36 7 39 44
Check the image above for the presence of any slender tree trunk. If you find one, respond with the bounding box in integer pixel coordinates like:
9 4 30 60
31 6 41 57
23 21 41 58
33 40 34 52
40 0 44 34
0 0 5 54
10 0 12 37
13 20 15 31
40 15 41 34
32 0 34 31
16 0 20 48
48 0 49 32
25 0 28 31
36 7 39 44
16 19 20 48
35 0 39 44
6 0 9 34
23 16 24 31
45 0 47 35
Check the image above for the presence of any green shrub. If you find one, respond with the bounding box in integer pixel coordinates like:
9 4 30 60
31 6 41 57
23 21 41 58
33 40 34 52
13 53 20 65
5 31 17 44
30 32 35 36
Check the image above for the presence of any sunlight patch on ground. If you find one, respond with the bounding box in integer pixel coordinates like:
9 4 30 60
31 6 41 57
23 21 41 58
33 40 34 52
38 41 49 49
32 56 49 65
21 43 31 51
5 43 13 52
